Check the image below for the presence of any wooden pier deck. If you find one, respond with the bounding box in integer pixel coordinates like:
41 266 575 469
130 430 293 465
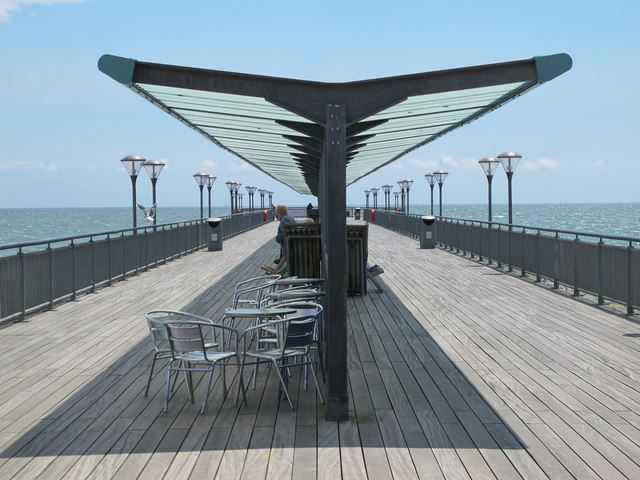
1 221 639 479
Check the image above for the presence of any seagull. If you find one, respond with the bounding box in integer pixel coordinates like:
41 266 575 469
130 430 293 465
137 203 157 222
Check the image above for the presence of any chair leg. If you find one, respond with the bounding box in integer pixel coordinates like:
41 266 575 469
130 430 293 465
307 354 325 404
145 352 158 397
273 359 294 410
235 354 248 407
184 362 195 404
201 365 215 414
164 360 173 413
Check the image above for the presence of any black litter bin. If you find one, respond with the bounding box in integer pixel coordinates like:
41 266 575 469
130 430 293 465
207 217 223 251
420 215 437 248
354 208 361 220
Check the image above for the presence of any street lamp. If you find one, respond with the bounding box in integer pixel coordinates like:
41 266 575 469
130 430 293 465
238 192 244 211
364 189 370 208
393 191 399 210
206 175 216 217
433 170 448 217
381 184 393 210
258 188 266 210
497 151 521 225
193 172 209 219
371 187 379 209
398 180 406 212
267 190 274 208
424 173 436 215
403 179 414 213
225 181 235 214
142 159 165 225
478 157 501 222
233 181 242 212
246 185 256 211
120 154 146 228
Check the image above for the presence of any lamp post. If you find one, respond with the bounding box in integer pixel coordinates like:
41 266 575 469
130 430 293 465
478 157 501 222
393 191 399 210
258 188 266 210
424 173 436 215
371 187 379 209
238 192 244 211
364 189 370 208
206 175 216 217
246 185 256 211
381 184 393 210
234 182 242 212
267 190 274 208
497 151 522 225
120 154 146 228
142 159 165 225
433 170 448 217
193 172 209 219
403 179 414 213
398 180 406 212
225 181 235 214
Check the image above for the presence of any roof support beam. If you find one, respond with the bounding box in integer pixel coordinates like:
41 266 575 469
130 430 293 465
321 103 348 421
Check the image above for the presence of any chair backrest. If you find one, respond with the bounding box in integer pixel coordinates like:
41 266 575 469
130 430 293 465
347 223 368 295
284 223 321 278
145 311 180 352
283 316 316 350
165 321 211 360
232 275 280 308
267 300 323 319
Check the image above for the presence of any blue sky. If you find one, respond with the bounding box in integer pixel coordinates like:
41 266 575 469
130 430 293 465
1 0 639 209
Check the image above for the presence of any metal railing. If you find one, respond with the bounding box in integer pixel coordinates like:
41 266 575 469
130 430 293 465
367 210 639 315
0 211 271 324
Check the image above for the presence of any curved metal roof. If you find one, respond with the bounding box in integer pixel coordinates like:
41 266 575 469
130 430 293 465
99 53 571 196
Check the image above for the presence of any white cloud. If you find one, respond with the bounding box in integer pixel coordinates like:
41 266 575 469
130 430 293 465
37 162 59 171
0 160 29 171
588 159 607 171
440 154 458 168
392 162 405 170
520 157 560 172
407 157 438 170
0 0 85 22
228 161 253 172
199 159 218 170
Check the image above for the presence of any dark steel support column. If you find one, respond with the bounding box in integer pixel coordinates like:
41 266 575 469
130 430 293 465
322 104 348 421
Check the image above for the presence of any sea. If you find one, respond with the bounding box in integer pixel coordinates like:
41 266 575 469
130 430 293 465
0 203 638 248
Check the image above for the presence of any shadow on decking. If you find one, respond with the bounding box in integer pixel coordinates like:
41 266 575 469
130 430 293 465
1 244 527 465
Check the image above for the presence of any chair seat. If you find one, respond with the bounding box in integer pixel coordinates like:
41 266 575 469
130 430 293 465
175 350 236 363
245 347 305 359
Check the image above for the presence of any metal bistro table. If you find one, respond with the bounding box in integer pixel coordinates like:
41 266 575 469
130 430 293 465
265 289 326 303
274 277 325 288
222 307 296 347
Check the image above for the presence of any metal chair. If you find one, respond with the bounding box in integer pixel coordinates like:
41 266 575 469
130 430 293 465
230 274 281 310
144 310 219 397
237 311 324 410
162 316 243 413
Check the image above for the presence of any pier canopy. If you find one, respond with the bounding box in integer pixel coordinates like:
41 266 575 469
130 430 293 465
98 53 572 196
98 53 572 421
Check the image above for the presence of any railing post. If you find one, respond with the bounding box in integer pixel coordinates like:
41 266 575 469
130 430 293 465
573 234 579 296
535 230 541 283
90 237 96 293
521 227 526 277
71 239 77 301
122 232 127 280
627 241 634 315
508 226 513 272
145 228 149 270
19 247 26 321
108 235 112 286
48 243 54 309
134 230 139 276
597 238 604 304
497 225 502 268
553 232 559 289
478 222 483 262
